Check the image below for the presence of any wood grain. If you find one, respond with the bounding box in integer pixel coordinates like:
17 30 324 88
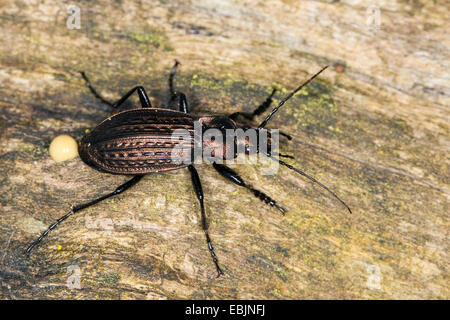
0 0 448 299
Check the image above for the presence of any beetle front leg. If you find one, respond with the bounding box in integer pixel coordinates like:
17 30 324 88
25 175 144 254
80 71 114 107
212 162 286 214
229 88 277 122
229 89 292 140
188 165 224 277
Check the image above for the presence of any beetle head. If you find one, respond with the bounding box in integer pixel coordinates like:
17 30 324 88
242 128 273 156
198 116 238 160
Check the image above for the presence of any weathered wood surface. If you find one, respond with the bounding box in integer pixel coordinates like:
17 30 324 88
0 0 448 299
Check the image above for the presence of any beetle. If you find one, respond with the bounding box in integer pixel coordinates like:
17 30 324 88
25 61 351 277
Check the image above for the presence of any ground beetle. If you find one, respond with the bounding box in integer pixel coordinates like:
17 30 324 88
26 61 351 277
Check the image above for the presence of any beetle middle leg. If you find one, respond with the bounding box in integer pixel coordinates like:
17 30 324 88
25 175 144 254
169 92 189 114
212 162 286 214
188 164 223 277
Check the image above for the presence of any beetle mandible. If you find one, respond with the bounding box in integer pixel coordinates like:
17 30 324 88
26 61 351 277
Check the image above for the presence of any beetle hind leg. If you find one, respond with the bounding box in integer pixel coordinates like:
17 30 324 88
25 175 144 254
80 71 114 107
80 72 152 109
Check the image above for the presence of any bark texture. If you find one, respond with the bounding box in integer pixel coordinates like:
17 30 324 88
0 0 448 299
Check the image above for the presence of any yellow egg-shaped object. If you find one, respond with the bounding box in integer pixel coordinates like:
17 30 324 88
49 134 79 162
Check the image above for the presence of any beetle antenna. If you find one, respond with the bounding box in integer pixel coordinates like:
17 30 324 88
258 66 329 129
263 152 352 214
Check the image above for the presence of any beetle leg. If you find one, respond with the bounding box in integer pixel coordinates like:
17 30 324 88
167 60 189 113
112 86 152 109
177 92 189 113
229 89 292 140
167 91 189 113
229 88 277 122
25 175 144 254
279 131 293 140
188 165 224 277
168 60 180 99
212 162 286 214
276 153 295 159
80 72 152 109
80 71 114 107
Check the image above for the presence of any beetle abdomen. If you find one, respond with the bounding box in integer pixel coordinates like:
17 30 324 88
79 108 194 174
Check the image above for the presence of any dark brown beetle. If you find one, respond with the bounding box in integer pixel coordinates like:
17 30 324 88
26 61 351 277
